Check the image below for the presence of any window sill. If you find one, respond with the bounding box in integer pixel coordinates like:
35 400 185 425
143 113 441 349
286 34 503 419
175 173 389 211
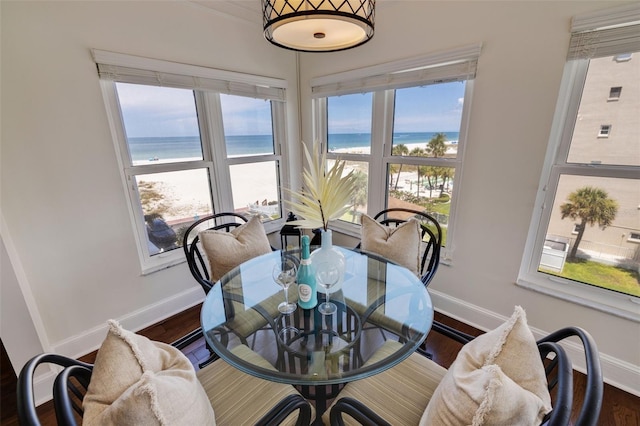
141 257 186 276
516 275 640 323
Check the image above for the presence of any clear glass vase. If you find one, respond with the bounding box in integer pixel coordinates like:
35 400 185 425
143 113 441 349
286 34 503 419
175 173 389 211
309 229 345 294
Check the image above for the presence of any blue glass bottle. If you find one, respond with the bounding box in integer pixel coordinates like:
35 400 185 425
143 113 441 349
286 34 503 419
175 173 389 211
297 235 317 309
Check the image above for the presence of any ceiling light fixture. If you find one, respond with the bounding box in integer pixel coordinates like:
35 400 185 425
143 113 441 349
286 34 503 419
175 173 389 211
262 0 375 52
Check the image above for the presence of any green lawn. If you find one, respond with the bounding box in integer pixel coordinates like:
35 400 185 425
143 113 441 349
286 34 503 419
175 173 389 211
542 259 640 297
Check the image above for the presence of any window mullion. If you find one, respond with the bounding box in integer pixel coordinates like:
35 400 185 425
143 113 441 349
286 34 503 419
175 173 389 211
271 101 288 226
201 92 233 213
367 91 388 215
124 160 212 176
553 60 590 166
100 79 158 267
195 92 214 162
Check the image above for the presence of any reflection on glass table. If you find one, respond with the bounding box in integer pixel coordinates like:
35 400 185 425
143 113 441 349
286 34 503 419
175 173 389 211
200 247 433 416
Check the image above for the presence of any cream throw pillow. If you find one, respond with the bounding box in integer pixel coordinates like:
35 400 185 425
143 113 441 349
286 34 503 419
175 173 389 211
199 215 272 282
83 320 215 426
360 214 421 275
420 306 552 426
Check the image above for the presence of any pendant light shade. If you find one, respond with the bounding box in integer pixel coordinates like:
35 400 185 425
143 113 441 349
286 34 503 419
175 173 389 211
262 0 375 52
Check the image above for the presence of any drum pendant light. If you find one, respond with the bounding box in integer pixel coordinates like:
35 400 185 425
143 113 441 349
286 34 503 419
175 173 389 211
262 0 375 52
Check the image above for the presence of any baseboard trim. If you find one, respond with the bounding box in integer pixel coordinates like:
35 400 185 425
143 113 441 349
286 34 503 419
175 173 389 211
31 287 204 404
51 286 204 358
429 289 640 397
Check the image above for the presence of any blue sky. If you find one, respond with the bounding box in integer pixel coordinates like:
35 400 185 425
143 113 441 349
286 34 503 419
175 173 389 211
328 82 465 134
117 81 465 137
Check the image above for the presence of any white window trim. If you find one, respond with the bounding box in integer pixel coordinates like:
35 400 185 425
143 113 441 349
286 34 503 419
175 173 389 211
598 124 612 138
608 86 622 101
517 5 640 322
311 46 479 263
96 51 289 274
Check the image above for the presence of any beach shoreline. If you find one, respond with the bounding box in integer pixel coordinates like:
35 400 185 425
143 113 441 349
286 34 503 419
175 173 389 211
138 141 456 222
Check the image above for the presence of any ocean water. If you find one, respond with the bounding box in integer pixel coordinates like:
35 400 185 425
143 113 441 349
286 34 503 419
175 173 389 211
128 132 460 162
328 132 459 152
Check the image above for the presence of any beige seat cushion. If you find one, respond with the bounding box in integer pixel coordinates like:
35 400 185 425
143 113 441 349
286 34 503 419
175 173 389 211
198 344 313 425
219 291 283 339
420 306 552 425
323 340 447 425
200 215 272 282
360 214 421 275
83 320 215 425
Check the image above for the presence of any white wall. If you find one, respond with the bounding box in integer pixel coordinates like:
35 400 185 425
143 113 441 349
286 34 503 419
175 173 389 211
2 0 638 397
0 0 298 376
299 1 639 394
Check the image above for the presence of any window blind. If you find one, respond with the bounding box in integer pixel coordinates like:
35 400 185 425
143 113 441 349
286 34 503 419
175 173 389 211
92 50 287 102
568 4 640 60
311 44 481 98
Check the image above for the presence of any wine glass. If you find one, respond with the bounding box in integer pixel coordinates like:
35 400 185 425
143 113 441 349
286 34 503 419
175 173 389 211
273 258 297 314
316 262 340 315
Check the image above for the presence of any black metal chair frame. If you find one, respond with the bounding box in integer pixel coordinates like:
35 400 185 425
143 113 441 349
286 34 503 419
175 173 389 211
329 322 603 426
17 352 312 426
177 212 251 367
359 208 442 287
181 212 277 367
183 212 252 294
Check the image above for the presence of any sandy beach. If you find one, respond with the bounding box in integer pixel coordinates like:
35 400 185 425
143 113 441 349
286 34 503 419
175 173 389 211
139 141 456 222
138 161 280 222
332 141 458 156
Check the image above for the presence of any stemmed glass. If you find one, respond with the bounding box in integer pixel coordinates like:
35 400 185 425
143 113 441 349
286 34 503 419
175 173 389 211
273 257 298 314
316 262 340 315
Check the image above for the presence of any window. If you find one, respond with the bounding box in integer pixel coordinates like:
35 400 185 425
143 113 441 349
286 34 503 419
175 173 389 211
94 50 288 273
598 124 612 137
312 45 479 260
519 5 640 321
608 86 622 100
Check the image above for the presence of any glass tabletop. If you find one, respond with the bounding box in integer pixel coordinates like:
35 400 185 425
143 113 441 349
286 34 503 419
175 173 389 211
201 246 433 386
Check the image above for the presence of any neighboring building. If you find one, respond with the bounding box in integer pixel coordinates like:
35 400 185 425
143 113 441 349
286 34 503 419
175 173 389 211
546 53 640 267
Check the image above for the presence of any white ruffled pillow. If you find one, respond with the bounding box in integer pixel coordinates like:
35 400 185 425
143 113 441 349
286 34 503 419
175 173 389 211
83 320 215 425
420 306 552 425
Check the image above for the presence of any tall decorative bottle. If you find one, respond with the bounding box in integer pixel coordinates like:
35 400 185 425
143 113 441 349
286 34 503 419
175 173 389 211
309 229 346 294
297 235 317 309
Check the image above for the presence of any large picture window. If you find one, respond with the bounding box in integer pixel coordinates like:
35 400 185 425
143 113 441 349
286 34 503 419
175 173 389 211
312 45 479 260
95 51 288 273
519 7 640 320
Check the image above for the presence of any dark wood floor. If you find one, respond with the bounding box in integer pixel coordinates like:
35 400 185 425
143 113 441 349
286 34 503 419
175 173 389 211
3 306 639 425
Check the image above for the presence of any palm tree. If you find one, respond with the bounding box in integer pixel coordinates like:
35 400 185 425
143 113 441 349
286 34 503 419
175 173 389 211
350 170 368 222
560 186 618 259
392 144 409 190
427 133 447 158
437 166 454 197
426 134 447 197
409 146 425 197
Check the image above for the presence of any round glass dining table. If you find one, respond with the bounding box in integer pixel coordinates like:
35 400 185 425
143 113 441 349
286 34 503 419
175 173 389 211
201 246 433 393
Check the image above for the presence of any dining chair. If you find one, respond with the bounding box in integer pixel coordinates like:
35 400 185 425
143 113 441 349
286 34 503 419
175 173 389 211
17 322 313 426
327 308 603 426
358 208 442 287
184 212 256 294
181 212 276 367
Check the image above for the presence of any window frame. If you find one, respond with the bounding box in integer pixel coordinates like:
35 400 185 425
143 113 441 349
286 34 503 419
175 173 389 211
518 25 640 322
311 46 479 263
608 86 622 100
95 51 289 274
598 124 612 138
